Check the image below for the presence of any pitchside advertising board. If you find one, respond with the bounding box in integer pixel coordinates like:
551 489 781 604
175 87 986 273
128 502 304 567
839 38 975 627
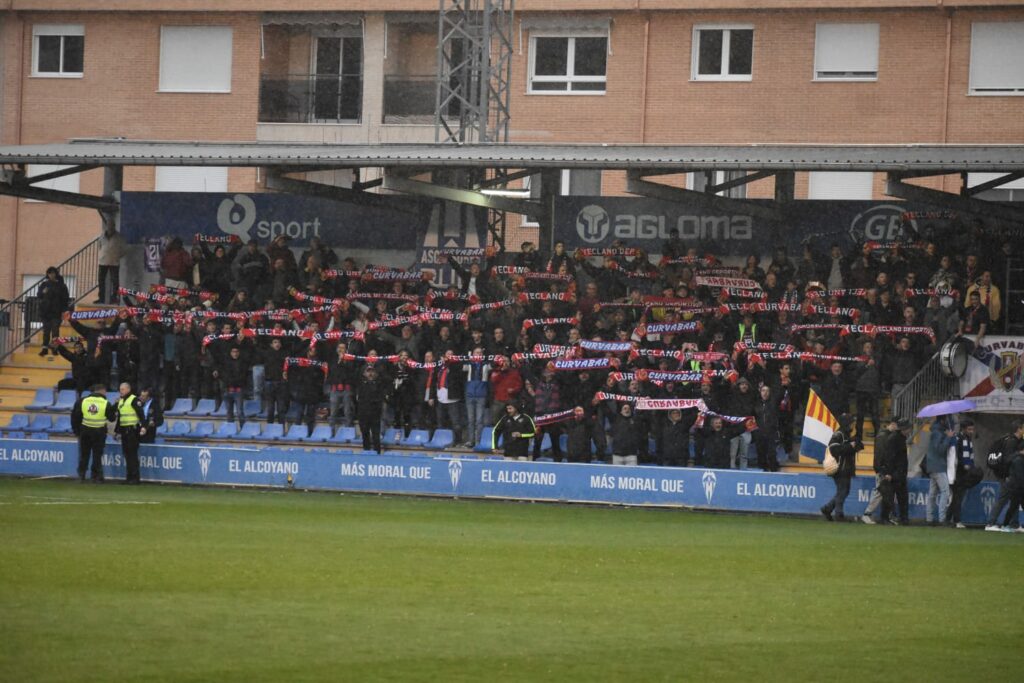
960 336 1024 413
555 197 941 255
0 439 1007 524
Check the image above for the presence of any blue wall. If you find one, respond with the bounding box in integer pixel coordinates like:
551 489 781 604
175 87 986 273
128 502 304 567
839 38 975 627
0 438 1010 525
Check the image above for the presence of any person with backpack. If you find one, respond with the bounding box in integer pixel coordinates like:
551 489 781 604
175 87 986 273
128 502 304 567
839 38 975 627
947 419 982 528
924 417 957 526
861 418 893 525
985 420 1024 532
821 414 859 522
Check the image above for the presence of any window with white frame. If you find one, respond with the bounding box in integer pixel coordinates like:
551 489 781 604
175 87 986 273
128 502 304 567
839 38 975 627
529 34 607 93
32 25 84 77
807 172 874 200
969 22 1024 95
159 26 233 93
692 25 753 80
155 166 228 192
814 23 879 80
23 164 82 203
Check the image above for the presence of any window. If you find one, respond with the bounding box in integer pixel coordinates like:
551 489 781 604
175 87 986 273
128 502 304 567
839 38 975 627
23 164 81 203
692 25 753 81
32 25 84 77
969 22 1024 95
159 26 233 93
814 23 879 80
529 34 607 94
155 166 228 192
807 172 873 200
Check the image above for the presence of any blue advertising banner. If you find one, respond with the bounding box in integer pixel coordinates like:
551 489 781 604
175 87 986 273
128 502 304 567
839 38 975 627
120 192 430 249
0 438 1011 526
554 197 944 256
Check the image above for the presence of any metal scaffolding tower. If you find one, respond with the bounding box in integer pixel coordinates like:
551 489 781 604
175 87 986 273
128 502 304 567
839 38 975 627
435 0 514 246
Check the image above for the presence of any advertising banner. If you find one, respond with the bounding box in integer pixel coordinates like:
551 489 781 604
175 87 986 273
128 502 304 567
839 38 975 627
555 197 939 255
120 192 430 249
0 438 1008 525
960 336 1024 413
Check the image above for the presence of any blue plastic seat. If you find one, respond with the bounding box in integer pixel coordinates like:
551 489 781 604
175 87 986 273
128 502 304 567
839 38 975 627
188 399 217 417
189 422 215 439
232 422 263 440
536 456 553 462
426 429 454 450
6 430 25 439
474 427 495 452
559 433 568 453
167 421 191 437
303 425 333 443
24 388 55 411
53 390 78 410
403 429 430 447
165 398 193 416
330 426 357 444
261 423 285 441
243 400 265 418
156 421 169 435
530 433 552 454
381 428 403 447
209 402 228 418
3 414 29 431
33 432 49 440
214 422 239 439
48 415 73 434
106 392 119 405
284 424 310 441
26 414 53 432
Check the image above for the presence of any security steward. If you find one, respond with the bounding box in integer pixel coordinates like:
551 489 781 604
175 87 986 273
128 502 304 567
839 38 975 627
115 382 146 484
492 402 536 460
71 384 115 482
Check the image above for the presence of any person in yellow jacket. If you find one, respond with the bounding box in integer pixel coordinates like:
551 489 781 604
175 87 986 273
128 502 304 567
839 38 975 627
71 384 116 482
966 271 1002 326
115 382 146 484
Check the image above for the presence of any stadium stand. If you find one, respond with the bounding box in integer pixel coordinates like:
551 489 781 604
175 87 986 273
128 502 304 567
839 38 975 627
0 226 1016 475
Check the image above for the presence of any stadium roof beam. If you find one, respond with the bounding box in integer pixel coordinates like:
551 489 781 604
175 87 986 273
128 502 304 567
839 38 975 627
381 172 540 216
0 166 117 211
265 171 422 214
962 171 1024 197
885 173 1024 225
703 170 776 195
625 169 780 220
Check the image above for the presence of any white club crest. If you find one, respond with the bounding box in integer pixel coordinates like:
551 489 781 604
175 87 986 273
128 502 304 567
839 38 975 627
198 449 212 481
448 459 463 490
980 487 997 518
702 471 717 505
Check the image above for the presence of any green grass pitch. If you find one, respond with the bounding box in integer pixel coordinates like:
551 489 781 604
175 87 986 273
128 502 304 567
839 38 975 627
1 477 1021 682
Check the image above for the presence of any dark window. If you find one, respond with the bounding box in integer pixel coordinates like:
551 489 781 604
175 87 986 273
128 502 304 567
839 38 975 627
697 30 723 76
728 30 753 76
35 32 84 75
534 38 569 76
574 37 606 77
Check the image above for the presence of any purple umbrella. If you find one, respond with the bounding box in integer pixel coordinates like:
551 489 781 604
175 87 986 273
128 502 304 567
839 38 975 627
916 399 977 418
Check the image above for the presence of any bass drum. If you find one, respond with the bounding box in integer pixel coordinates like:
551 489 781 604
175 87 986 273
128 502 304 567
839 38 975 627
939 339 970 378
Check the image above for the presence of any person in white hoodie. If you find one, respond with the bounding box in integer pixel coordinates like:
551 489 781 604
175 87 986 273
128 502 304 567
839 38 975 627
96 226 127 304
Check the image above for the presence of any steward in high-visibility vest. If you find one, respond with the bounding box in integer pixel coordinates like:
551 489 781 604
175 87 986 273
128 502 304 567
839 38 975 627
115 382 145 484
738 314 758 345
71 384 115 482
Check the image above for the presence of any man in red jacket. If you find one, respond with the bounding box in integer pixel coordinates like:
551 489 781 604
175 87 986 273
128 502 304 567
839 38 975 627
489 356 523 425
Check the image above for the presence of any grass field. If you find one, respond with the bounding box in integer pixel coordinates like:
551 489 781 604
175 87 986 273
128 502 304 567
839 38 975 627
1 478 1021 682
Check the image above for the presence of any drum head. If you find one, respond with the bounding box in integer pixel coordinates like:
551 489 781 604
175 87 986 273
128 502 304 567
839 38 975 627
940 340 969 378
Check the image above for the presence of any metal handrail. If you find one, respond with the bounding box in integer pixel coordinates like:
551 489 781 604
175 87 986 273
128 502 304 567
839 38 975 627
0 236 101 364
891 349 958 420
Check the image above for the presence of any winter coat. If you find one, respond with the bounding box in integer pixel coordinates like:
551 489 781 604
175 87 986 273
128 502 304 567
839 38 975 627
37 276 69 319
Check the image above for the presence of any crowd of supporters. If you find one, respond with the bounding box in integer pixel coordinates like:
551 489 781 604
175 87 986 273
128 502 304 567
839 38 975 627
41 224 1017 463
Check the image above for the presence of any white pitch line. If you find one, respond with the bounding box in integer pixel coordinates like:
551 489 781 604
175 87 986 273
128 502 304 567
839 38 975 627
19 501 162 506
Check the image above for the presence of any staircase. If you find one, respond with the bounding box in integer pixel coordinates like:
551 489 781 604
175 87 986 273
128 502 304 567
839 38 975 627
0 237 101 425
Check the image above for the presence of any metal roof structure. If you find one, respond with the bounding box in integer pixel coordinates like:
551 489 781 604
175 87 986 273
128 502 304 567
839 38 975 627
1 140 1023 172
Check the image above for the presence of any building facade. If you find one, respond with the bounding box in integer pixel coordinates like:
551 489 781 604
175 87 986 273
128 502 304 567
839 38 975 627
1 0 1023 297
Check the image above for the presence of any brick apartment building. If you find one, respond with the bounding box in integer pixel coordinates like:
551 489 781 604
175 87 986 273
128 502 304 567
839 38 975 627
0 0 1023 298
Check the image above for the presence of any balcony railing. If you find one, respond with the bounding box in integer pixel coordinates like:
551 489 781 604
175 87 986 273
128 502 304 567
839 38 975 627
259 74 362 124
383 75 461 124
